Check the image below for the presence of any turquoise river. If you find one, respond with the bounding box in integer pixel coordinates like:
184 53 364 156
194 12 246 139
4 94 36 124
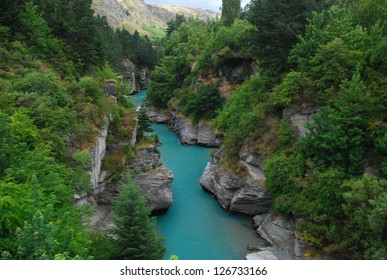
131 90 258 260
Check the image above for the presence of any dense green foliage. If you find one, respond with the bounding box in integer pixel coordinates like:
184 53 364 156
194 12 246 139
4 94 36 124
149 0 386 259
1 0 158 75
180 84 224 123
0 0 160 259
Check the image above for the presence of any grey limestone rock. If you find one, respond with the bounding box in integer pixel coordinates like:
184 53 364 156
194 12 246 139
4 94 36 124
132 146 174 212
200 162 217 194
257 213 295 247
168 104 221 147
200 157 271 215
246 250 279 260
103 80 117 101
239 148 267 170
246 212 310 260
175 117 199 145
146 106 170 123
211 171 241 210
230 177 272 215
253 213 268 228
283 106 316 139
198 122 222 147
134 167 174 212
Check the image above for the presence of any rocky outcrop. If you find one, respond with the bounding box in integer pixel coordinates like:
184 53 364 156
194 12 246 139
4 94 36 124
200 147 308 259
194 60 252 96
139 68 150 89
146 106 170 123
168 105 222 147
283 106 316 139
200 151 271 215
121 59 139 93
74 115 110 201
131 146 173 213
197 122 222 146
246 213 309 260
103 79 117 102
239 148 266 171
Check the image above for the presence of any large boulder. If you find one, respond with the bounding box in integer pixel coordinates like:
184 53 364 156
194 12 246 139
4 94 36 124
134 168 174 212
199 162 217 194
239 147 267 170
103 80 117 102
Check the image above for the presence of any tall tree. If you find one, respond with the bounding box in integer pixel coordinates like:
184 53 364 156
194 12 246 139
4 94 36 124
246 0 326 78
109 178 165 260
136 106 153 140
166 14 186 36
221 0 241 26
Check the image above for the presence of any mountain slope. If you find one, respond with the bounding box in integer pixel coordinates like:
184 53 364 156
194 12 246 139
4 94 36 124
92 0 218 37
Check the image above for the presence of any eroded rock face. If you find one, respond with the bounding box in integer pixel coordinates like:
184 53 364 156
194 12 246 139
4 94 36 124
134 168 174 212
132 147 174 213
230 177 272 214
246 250 279 260
247 213 308 260
168 106 222 147
200 160 271 215
201 148 271 215
283 106 316 139
89 117 109 191
146 106 170 123
257 213 295 247
169 112 199 145
239 148 267 170
198 122 223 147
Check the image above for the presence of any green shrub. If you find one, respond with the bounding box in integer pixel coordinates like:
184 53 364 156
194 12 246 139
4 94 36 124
264 153 304 216
182 84 223 123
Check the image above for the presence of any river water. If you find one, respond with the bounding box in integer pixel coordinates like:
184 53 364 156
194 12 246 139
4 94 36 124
130 91 258 260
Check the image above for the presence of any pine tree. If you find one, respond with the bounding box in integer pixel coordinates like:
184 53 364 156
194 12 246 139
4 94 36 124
166 14 186 36
137 106 153 140
110 178 165 260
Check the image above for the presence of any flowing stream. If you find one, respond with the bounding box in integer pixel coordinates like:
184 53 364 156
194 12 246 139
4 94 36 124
131 90 258 260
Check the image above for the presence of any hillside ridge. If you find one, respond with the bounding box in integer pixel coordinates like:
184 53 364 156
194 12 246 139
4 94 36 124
92 0 218 37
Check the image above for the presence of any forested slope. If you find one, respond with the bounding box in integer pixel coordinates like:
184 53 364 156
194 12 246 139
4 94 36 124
148 0 387 259
0 0 162 259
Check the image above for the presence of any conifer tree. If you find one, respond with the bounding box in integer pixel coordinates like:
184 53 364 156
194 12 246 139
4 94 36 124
110 178 165 260
137 107 153 140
